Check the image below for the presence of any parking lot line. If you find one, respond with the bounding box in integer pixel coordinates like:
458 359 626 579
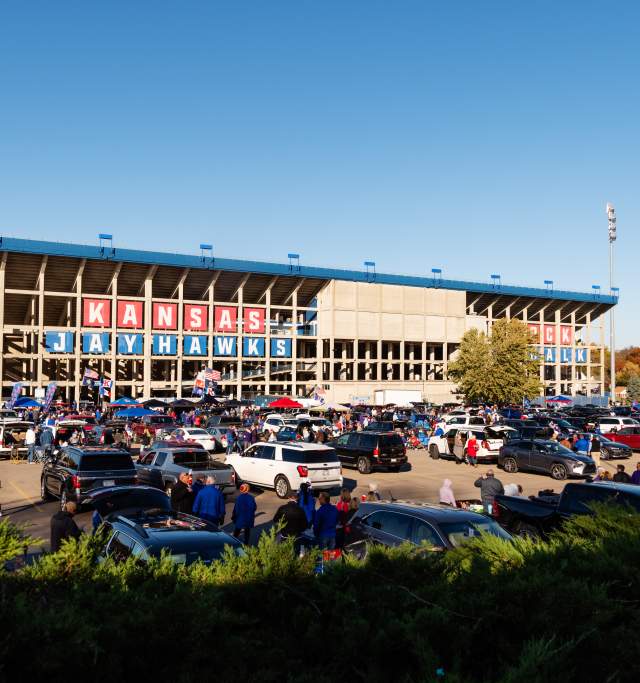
9 481 44 514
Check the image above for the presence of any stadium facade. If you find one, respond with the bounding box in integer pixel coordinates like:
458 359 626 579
0 237 617 404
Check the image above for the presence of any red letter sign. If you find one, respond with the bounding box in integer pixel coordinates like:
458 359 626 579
215 306 237 332
83 298 110 327
543 324 556 345
117 300 143 328
527 324 540 341
559 325 573 345
184 304 208 331
243 307 265 334
152 302 177 330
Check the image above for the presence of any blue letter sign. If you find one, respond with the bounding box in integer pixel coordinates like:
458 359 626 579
82 332 110 354
45 331 74 353
184 335 207 356
243 337 265 357
214 336 237 357
270 338 292 358
153 334 177 355
117 333 143 355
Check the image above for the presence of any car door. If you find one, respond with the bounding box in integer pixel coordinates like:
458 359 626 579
363 510 414 547
253 444 276 485
148 451 168 489
411 519 446 549
331 434 352 465
233 443 261 483
515 442 534 470
136 449 157 486
528 441 550 472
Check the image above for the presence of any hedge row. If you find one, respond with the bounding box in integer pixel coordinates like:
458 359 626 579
1 506 639 682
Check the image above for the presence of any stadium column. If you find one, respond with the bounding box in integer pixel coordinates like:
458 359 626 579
109 263 122 400
570 310 576 395
0 253 6 392
36 256 48 396
598 312 605 397
143 269 154 398
73 259 86 405
265 285 272 396
585 310 592 395
555 308 561 395
236 277 246 400
175 269 188 398
205 271 219 389
291 286 298 397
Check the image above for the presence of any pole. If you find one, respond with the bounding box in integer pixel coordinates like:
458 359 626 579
607 203 616 405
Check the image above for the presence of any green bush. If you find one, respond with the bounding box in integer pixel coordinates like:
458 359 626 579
1 507 639 682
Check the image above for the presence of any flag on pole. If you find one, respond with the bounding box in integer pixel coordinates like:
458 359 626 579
43 382 57 412
7 382 23 409
82 367 100 386
99 379 113 397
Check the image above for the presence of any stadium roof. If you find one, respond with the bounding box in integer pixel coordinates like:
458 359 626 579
0 236 618 307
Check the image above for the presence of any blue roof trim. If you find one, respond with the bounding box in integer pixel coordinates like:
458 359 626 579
0 236 618 305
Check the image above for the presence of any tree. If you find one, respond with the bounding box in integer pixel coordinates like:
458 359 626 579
448 318 542 404
627 374 640 403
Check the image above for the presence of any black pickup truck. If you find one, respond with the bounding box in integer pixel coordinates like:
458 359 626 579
493 481 640 538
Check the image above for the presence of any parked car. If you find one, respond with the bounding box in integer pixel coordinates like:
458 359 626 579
41 446 138 508
498 439 596 480
584 433 632 460
443 415 487 427
260 414 292 434
205 427 230 451
136 445 235 495
275 426 299 442
596 416 639 434
84 486 244 565
427 426 516 463
492 481 640 538
606 426 640 451
328 431 407 473
363 421 395 432
0 409 21 423
206 415 243 429
169 427 217 452
225 442 343 498
131 414 178 439
0 421 32 458
344 500 512 558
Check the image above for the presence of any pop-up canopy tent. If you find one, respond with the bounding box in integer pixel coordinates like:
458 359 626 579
13 397 42 409
268 397 303 409
110 397 142 407
546 395 573 404
143 399 168 409
114 407 157 419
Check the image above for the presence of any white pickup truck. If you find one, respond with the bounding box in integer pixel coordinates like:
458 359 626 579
428 425 516 463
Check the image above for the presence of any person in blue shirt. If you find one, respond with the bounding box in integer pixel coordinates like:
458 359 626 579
192 475 225 525
297 481 316 527
232 483 257 544
313 492 339 550
573 435 590 455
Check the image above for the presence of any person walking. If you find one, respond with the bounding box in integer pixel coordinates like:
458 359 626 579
590 434 601 465
50 501 81 552
40 426 54 459
192 475 226 525
466 432 479 467
630 462 640 485
231 484 257 545
474 469 504 514
439 479 457 507
273 492 309 541
574 434 590 455
613 464 631 483
313 492 339 550
335 488 351 548
171 472 195 513
25 425 37 464
297 481 316 527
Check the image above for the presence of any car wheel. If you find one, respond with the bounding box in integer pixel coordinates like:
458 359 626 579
40 477 52 502
60 488 68 510
517 522 541 540
274 475 291 499
550 463 568 480
503 457 518 474
233 469 243 490
429 444 440 460
357 457 372 474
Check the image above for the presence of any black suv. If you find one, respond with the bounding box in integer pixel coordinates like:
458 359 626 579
344 500 512 558
84 486 244 565
498 439 596 480
41 446 137 508
329 431 407 473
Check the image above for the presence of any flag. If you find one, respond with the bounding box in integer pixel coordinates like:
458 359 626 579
7 382 23 409
100 379 112 397
82 367 100 386
43 382 57 412
205 368 220 382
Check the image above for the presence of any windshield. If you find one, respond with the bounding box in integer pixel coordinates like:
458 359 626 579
149 416 173 424
281 447 339 463
537 442 574 455
186 429 209 437
439 519 512 547
80 455 135 471
173 451 210 466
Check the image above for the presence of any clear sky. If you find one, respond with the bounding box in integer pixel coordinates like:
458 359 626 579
0 2 637 346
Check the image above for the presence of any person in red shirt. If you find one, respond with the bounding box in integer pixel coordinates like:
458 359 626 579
466 433 479 467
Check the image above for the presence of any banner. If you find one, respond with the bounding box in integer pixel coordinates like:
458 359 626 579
7 382 23 409
82 367 100 387
43 382 57 412
100 379 113 397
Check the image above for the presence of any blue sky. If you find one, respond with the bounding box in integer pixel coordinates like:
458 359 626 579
0 2 637 345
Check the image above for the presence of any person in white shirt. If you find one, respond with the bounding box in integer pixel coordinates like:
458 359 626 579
25 426 37 464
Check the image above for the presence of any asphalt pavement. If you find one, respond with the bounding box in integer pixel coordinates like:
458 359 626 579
1 448 638 551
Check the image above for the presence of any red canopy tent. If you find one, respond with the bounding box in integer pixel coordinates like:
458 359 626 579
268 397 303 409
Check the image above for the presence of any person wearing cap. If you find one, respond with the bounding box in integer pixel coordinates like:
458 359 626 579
232 483 257 545
171 472 195 514
192 475 225 525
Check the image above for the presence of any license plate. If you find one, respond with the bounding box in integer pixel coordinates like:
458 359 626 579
322 470 329 478
391 458 397 463
103 480 115 487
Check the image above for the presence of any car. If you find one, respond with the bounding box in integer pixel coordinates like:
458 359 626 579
328 431 407 473
170 427 217 452
84 486 245 565
206 414 243 429
442 415 487 427
261 414 290 434
0 409 21 423
41 446 138 508
344 500 513 558
427 425 516 463
205 427 230 451
498 439 596 480
136 444 236 495
0 421 33 458
275 426 299 442
492 481 640 538
131 414 178 439
225 442 343 498
363 421 395 432
596 416 640 434
606 426 640 451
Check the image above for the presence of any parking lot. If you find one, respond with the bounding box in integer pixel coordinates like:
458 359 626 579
2 448 638 551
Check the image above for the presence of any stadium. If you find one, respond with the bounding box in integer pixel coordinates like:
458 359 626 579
0 236 618 404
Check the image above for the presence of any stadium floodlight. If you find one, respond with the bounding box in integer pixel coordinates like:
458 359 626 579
606 203 617 405
490 274 501 288
592 284 601 298
288 253 301 273
98 233 114 258
544 279 554 291
200 244 214 268
364 260 376 282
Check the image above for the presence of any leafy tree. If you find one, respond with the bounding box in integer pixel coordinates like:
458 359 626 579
616 361 640 387
448 318 541 403
627 374 640 402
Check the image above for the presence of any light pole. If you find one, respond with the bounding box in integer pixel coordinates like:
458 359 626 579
607 203 616 404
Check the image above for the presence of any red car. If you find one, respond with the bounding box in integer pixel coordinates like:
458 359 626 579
607 426 640 450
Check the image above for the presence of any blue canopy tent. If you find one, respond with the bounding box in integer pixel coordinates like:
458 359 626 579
546 395 573 404
109 397 141 407
114 407 156 419
13 397 42 408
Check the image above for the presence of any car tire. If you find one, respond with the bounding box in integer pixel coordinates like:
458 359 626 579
550 463 568 480
503 457 518 474
60 488 68 511
517 522 541 540
357 457 372 474
233 469 244 490
274 475 291 499
40 477 52 502
429 444 440 460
